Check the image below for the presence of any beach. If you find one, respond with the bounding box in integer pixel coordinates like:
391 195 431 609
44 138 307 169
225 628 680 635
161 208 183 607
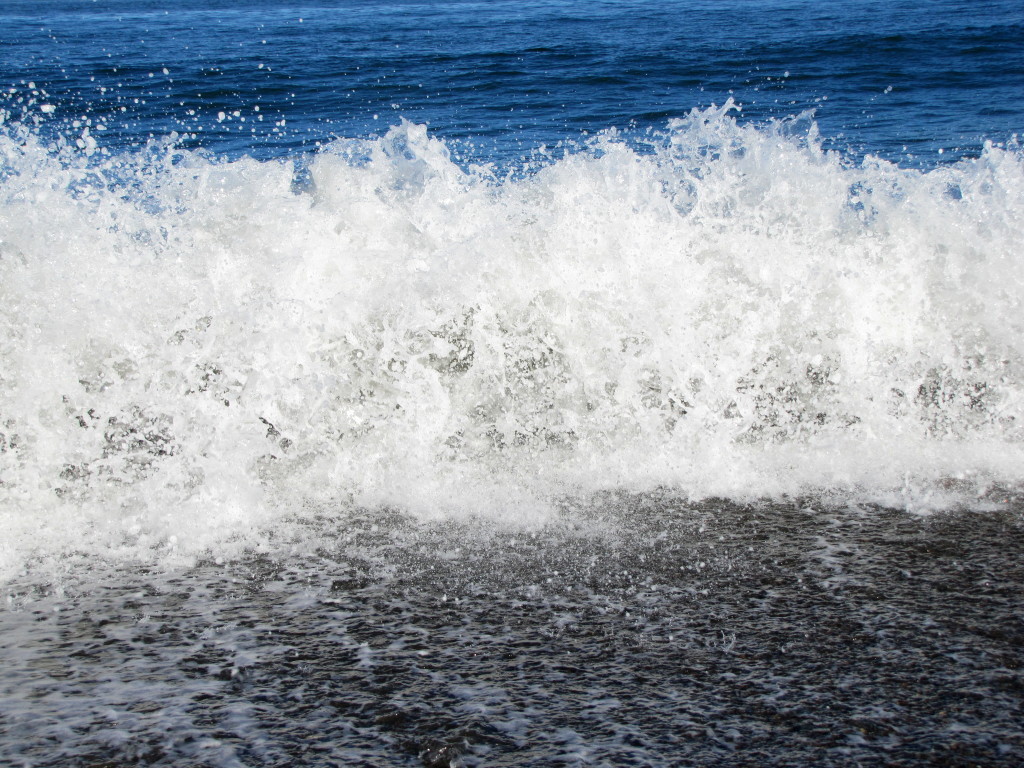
2 0 1023 764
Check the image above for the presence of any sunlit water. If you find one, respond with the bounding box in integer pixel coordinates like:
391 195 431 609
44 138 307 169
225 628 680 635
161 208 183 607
2 0 1023 764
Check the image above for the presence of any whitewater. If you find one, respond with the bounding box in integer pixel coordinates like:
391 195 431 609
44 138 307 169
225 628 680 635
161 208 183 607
1 102 1022 581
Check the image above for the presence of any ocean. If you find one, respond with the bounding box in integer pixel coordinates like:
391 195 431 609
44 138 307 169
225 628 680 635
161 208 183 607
1 0 1023 764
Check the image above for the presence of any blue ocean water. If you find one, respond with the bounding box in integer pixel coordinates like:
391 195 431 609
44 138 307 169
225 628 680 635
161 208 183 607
2 0 1022 165
2 5 1024 765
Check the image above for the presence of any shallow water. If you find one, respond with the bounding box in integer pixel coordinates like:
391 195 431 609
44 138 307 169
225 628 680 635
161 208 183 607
4 495 1023 766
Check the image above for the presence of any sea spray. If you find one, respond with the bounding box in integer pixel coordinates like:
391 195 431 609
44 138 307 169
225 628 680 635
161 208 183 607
1 104 1023 579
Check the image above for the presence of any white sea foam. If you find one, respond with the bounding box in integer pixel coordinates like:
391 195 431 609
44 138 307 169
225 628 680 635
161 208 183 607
2 103 1023 579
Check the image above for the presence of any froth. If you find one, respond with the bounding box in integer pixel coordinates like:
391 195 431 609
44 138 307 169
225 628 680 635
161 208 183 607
2 105 1022 578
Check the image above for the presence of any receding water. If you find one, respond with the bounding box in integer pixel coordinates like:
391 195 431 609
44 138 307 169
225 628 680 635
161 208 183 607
4 496 1024 766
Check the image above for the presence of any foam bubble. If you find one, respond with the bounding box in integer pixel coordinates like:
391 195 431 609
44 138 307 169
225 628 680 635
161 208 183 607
1 106 1023 578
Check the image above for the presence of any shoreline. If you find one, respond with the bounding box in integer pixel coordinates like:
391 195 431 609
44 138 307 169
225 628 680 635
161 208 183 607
3 498 1022 766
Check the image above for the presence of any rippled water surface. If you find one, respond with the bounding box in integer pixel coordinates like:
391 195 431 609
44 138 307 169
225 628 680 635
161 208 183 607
2 0 1022 163
4 496 1023 766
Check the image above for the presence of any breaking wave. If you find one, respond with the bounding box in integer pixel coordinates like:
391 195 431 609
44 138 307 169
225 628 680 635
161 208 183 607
2 102 1023 579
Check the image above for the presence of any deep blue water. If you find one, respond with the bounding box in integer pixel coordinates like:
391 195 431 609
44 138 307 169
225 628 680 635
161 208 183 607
2 0 1022 165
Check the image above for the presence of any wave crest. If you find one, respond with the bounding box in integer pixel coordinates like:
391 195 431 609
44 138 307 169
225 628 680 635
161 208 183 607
2 106 1023 576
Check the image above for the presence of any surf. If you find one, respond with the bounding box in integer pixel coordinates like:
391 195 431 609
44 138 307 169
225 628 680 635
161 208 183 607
1 102 1023 581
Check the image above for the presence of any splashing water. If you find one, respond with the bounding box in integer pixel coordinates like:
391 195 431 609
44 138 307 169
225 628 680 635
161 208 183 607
1 103 1023 579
